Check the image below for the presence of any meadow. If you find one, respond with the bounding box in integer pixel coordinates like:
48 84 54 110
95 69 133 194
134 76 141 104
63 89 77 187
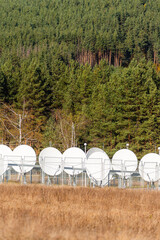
0 184 159 240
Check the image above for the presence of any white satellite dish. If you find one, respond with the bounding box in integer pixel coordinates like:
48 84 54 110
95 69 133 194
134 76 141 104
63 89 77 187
63 147 86 175
10 145 36 173
86 147 104 158
112 149 138 177
139 153 160 182
39 147 62 176
0 145 12 176
86 148 111 185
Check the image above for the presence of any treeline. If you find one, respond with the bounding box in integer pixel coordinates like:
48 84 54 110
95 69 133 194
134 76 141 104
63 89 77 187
0 55 160 158
0 0 160 66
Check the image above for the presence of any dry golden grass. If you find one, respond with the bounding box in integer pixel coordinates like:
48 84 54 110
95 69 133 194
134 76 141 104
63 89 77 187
0 185 160 240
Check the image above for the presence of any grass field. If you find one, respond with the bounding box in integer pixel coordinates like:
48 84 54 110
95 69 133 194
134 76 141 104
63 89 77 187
0 184 159 240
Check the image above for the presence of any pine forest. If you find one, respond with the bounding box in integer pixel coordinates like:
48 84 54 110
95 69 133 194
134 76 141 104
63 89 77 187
0 0 160 159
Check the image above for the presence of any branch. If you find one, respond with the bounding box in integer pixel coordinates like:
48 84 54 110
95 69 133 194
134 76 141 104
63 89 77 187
0 119 17 140
1 103 19 116
22 124 41 138
1 114 19 129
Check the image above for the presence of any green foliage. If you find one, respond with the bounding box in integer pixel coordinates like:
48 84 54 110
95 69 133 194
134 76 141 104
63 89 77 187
0 0 160 65
0 69 7 101
106 59 160 158
0 0 160 158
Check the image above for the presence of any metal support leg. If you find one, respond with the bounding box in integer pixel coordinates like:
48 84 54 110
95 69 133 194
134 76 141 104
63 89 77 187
62 171 64 186
113 177 115 187
57 176 58 185
47 175 51 185
123 178 126 189
6 169 8 183
129 177 132 188
41 170 45 184
24 173 27 184
118 176 122 188
108 171 110 187
0 175 2 184
73 175 76 186
30 170 32 183
85 172 87 187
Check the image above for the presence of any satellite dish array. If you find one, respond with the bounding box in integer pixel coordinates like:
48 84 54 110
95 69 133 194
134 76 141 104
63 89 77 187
0 144 160 185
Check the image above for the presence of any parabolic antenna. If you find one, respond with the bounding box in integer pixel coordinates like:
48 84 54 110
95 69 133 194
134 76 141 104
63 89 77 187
10 145 36 173
86 147 105 159
63 147 86 175
0 145 12 176
39 147 62 176
112 149 138 177
139 153 160 182
86 148 111 185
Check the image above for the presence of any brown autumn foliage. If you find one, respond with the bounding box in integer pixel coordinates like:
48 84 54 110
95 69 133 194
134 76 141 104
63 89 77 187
0 184 160 240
